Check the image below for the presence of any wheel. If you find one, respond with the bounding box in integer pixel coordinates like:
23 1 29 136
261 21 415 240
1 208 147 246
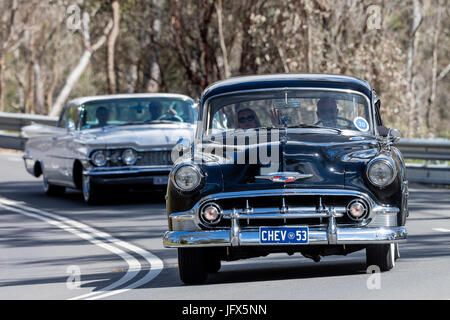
366 243 395 272
43 175 65 196
82 175 101 204
206 256 221 273
394 243 400 261
177 248 208 285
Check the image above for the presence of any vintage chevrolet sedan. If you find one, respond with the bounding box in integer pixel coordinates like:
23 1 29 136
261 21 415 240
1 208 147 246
163 74 408 284
22 93 196 204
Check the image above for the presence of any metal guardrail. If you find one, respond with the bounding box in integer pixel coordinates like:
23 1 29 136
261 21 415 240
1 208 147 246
396 138 450 185
0 112 449 184
0 112 57 150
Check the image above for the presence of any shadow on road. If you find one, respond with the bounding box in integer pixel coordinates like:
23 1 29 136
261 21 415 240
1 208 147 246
0 181 167 206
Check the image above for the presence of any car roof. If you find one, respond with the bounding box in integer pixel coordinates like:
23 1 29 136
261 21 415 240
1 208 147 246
201 74 373 102
68 93 194 106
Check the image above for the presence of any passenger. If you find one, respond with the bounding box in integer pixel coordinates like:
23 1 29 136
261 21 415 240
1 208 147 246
315 98 339 127
148 101 183 122
237 108 261 129
92 106 109 128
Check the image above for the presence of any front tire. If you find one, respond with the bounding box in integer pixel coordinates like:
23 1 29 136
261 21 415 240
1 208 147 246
366 243 395 272
177 248 208 285
82 175 101 204
43 175 65 196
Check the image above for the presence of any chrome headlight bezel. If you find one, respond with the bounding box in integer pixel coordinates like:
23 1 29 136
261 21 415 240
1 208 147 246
122 148 137 166
91 150 107 167
171 163 203 192
366 157 397 187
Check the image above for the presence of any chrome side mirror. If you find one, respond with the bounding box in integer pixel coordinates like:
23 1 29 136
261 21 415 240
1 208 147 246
171 137 192 163
387 128 402 143
66 120 75 132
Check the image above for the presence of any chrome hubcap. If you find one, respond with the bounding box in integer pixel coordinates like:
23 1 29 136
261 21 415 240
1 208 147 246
82 176 90 201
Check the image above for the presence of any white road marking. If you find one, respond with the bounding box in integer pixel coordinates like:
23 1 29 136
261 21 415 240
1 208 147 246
432 228 450 233
0 197 163 300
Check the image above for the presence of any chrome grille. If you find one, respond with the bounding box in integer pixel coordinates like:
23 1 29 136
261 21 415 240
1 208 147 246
138 150 173 166
198 194 370 229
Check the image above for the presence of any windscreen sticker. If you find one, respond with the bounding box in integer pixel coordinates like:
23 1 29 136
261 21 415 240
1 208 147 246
353 117 369 132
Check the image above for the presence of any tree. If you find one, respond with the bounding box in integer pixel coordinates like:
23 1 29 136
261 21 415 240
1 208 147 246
50 6 113 116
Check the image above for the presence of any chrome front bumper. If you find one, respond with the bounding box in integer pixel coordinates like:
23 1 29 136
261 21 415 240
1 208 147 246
163 226 407 247
163 188 408 248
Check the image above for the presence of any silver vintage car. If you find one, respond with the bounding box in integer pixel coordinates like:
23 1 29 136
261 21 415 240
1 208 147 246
22 93 197 204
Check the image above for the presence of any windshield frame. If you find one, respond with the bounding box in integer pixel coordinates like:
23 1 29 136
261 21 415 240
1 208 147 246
198 87 375 140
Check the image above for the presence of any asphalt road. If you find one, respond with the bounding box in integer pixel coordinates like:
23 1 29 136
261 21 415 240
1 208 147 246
0 150 449 300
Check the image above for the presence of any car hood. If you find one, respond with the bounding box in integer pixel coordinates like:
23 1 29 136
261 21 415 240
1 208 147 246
79 123 195 149
199 129 379 192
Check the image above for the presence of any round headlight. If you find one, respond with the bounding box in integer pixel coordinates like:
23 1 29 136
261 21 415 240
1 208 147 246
122 149 137 166
173 164 202 191
92 151 107 167
367 159 395 187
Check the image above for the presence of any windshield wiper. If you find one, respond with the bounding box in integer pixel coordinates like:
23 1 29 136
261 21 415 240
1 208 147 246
145 120 182 124
286 124 342 133
116 121 149 126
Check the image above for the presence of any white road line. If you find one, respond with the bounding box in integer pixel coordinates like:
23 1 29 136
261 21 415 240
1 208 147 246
433 228 450 233
0 198 163 300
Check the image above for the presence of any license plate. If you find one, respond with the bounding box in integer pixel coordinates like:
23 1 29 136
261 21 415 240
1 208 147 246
153 176 168 185
259 227 309 244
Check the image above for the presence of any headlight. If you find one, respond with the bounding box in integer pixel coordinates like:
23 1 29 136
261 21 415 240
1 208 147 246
367 158 396 187
173 164 202 191
122 149 137 166
91 151 107 167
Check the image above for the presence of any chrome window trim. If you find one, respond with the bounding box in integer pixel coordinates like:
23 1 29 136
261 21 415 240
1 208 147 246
198 87 375 140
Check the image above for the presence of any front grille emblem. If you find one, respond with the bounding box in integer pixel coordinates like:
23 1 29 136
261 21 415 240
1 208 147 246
255 172 313 182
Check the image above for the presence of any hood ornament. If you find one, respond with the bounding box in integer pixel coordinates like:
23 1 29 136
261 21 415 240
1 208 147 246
255 172 313 183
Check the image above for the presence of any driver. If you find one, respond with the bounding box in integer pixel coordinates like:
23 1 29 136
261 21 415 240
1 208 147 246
237 108 261 129
148 101 183 122
315 97 338 127
91 106 109 128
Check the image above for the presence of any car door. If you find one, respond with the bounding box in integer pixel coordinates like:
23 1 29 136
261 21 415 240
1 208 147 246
46 104 79 186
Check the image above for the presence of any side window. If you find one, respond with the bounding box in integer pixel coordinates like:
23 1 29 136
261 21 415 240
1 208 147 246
58 105 80 129
58 106 69 128
375 99 383 126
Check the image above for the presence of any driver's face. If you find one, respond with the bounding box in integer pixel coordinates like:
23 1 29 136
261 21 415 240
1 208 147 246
97 109 109 123
238 110 257 129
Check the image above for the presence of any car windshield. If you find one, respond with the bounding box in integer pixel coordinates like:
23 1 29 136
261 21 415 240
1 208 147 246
79 97 195 130
204 89 372 135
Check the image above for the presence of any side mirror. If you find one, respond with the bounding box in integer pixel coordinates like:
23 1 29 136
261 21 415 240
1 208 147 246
66 120 75 132
176 137 191 152
387 128 402 143
171 137 192 163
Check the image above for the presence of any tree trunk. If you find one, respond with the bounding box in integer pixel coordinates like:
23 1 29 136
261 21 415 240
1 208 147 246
50 13 112 116
406 0 422 137
216 0 230 78
107 0 120 94
33 60 45 114
0 56 5 112
50 51 92 116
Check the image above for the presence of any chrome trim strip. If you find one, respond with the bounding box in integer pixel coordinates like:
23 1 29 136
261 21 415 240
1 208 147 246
221 206 346 219
163 226 407 247
84 165 172 176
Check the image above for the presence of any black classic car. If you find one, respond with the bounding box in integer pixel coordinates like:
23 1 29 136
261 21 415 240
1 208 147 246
163 74 408 284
